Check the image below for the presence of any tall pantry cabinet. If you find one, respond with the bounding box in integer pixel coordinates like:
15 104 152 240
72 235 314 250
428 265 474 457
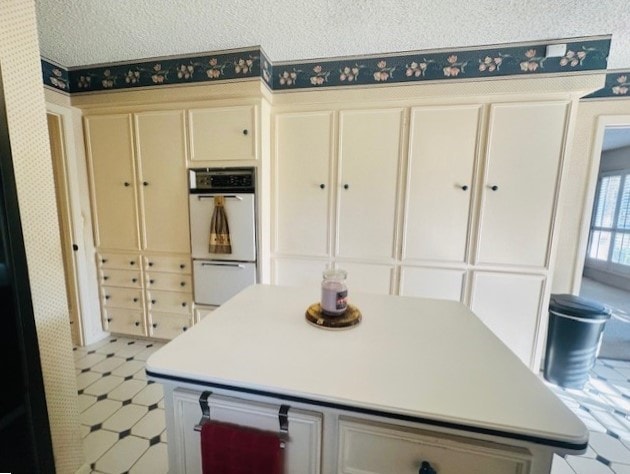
271 94 572 369
85 110 193 339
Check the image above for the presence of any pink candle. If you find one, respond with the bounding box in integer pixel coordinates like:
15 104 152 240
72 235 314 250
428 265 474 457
321 269 348 316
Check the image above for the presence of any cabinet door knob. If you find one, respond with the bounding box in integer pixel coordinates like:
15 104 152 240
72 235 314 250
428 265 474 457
101 258 108 264
148 262 154 267
180 281 186 287
105 295 110 300
133 297 138 302
182 326 188 331
152 323 158 328
130 260 135 265
150 279 155 284
242 129 248 135
151 299 157 304
181 302 187 307
343 184 349 190
132 278 137 283
124 182 130 187
489 185 499 191
319 183 325 189
103 276 109 281
418 461 437 474
107 317 112 322
460 185 469 191
143 181 149 186
179 264 186 269
134 321 140 327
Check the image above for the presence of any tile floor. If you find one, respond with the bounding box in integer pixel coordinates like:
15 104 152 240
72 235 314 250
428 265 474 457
74 336 168 473
75 336 630 473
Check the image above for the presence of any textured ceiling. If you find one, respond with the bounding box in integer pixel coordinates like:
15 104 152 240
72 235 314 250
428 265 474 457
35 0 630 69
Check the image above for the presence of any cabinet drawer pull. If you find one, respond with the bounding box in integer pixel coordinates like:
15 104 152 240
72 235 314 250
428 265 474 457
181 302 187 307
319 183 325 189
105 295 111 300
180 281 186 287
179 263 186 269
460 185 468 191
124 182 130 187
149 279 155 284
242 129 248 135
151 299 157 305
143 181 149 186
418 461 437 474
101 258 108 264
134 321 140 327
107 317 112 322
149 262 154 267
132 278 138 283
103 276 109 281
488 185 499 191
182 326 188 331
133 297 138 302
343 183 349 190
152 323 158 328
130 260 135 265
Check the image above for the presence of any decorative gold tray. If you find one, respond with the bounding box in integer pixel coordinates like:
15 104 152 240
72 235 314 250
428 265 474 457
305 303 362 329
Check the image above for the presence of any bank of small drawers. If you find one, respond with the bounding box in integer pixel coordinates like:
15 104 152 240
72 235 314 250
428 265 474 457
144 254 193 340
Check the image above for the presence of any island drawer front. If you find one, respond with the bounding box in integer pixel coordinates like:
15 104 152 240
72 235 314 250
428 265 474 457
99 268 142 288
338 419 531 474
146 289 192 314
148 312 192 340
98 252 141 270
103 308 146 336
145 272 192 291
144 255 192 274
172 388 322 474
102 286 143 310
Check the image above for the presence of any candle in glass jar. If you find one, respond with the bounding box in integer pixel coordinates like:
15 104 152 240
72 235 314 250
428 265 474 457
321 268 348 316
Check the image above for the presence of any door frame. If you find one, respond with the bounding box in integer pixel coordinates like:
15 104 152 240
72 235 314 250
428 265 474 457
573 114 630 293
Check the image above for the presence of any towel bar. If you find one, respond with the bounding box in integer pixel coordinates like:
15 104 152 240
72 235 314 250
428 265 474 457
193 391 292 448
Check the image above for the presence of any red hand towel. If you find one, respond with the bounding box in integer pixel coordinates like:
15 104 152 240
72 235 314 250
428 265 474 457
201 420 284 474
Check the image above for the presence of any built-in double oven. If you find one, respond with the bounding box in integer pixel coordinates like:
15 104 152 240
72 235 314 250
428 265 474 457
188 167 257 306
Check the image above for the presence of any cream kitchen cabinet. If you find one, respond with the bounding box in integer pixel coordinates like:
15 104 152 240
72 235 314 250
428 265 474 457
402 105 481 264
474 101 568 269
188 105 257 162
170 388 322 474
272 108 403 289
85 110 192 339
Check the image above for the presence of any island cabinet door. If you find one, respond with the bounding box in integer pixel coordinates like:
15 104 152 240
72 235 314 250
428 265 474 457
172 388 322 473
338 419 531 474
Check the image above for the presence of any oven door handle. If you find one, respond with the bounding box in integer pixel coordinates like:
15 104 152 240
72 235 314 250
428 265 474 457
196 195 243 201
200 262 246 268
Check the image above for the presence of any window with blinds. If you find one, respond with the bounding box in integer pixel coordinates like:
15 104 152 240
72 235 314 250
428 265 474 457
588 171 630 268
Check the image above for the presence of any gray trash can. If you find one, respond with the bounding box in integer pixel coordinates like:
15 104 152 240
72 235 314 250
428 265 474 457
543 294 611 389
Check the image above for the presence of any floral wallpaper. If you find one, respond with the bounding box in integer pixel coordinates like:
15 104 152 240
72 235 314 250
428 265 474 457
40 37 620 97
584 70 630 99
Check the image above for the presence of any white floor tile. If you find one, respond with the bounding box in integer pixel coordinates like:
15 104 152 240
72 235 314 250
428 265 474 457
95 338 138 355
90 356 126 374
83 375 125 397
131 409 165 439
74 352 107 370
133 368 148 381
134 344 164 361
80 399 122 427
94 435 149 473
611 463 630 473
551 455 576 474
590 431 630 464
602 394 630 414
114 343 150 359
83 429 119 463
111 359 146 378
78 394 97 412
129 442 168 474
591 379 624 396
132 383 163 406
590 409 630 436
594 366 629 382
107 379 147 402
566 455 615 473
76 371 101 391
102 404 148 432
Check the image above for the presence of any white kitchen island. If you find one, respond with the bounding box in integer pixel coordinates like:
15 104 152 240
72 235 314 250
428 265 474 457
147 284 587 474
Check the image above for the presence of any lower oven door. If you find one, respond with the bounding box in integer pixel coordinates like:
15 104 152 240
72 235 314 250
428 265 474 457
193 260 257 306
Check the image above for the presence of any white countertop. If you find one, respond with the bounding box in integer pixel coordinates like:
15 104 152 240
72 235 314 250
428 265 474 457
147 284 587 449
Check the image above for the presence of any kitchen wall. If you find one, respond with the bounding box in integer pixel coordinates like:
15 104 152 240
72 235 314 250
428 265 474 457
0 0 85 472
552 99 630 295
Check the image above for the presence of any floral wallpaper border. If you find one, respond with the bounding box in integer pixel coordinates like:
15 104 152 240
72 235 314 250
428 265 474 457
41 37 617 96
583 70 630 99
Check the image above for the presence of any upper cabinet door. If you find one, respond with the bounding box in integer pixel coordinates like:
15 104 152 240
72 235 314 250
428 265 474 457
403 105 480 264
273 111 333 257
337 108 403 260
135 110 190 253
85 114 139 250
188 105 256 162
476 102 569 268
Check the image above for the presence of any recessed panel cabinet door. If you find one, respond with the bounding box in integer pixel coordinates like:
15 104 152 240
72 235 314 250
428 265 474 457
403 105 480 263
135 111 190 253
476 102 568 268
337 109 403 260
85 114 139 250
274 112 333 256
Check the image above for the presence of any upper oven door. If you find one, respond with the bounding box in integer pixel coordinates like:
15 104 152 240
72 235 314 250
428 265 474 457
189 193 256 261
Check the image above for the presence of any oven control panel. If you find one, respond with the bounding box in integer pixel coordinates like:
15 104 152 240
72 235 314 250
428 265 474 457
189 168 255 194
